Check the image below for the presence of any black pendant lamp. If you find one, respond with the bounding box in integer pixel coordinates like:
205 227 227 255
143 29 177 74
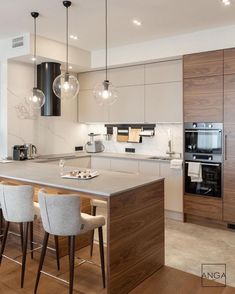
93 0 118 106
53 1 80 100
25 12 45 109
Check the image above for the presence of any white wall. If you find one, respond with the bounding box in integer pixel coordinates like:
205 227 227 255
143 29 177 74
92 24 235 68
7 61 87 157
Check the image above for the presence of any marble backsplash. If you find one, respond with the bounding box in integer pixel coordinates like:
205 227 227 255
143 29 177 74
86 124 183 157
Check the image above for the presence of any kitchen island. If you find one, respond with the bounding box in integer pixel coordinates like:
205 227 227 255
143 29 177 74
0 161 164 294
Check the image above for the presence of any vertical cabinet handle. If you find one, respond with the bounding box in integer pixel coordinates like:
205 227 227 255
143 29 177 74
225 134 228 160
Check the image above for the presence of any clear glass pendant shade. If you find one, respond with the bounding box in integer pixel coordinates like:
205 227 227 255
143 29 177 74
53 72 79 100
25 87 45 109
93 80 118 106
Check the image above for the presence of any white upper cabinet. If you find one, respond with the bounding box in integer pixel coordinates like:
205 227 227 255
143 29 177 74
109 65 144 87
145 60 182 84
145 82 183 123
109 85 145 123
78 60 183 123
79 70 105 90
78 90 109 123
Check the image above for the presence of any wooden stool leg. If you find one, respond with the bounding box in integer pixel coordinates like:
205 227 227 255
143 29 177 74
98 226 106 288
30 222 34 259
34 232 49 294
21 222 29 288
90 206 97 257
0 209 3 239
68 236 75 294
54 235 60 270
19 223 24 253
0 221 9 264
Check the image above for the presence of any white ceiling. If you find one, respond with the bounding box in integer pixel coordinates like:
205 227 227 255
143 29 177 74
1 0 235 51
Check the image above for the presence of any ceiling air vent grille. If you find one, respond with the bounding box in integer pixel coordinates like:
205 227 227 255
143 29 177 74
12 36 24 48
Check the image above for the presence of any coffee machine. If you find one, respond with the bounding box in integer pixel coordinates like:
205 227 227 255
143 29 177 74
13 144 37 160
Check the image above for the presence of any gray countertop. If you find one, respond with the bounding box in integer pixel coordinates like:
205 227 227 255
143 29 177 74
0 161 164 197
34 151 179 163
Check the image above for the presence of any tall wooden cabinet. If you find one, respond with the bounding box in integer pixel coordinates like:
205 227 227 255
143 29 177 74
183 50 224 122
223 49 235 223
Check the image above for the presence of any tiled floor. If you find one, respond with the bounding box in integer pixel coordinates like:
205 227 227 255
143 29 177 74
166 219 235 287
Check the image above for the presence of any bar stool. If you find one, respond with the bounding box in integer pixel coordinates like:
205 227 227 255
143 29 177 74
0 184 37 287
35 190 106 294
90 199 107 256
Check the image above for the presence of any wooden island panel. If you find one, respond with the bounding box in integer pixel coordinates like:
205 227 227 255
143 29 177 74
108 180 164 294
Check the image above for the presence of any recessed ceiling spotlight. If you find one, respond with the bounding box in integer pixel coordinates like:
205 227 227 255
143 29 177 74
222 0 231 6
70 34 78 40
31 57 36 61
132 19 142 26
69 65 73 69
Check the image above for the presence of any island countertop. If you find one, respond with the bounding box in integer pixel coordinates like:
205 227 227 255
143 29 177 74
0 161 164 197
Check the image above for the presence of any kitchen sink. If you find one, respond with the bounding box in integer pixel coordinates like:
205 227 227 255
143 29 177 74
147 156 171 161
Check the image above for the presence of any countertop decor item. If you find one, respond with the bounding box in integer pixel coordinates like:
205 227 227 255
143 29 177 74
93 0 118 106
62 169 99 180
53 1 79 100
25 12 45 110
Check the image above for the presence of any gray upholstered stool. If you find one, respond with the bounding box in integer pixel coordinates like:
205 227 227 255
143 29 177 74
90 199 107 256
35 190 106 294
0 184 38 287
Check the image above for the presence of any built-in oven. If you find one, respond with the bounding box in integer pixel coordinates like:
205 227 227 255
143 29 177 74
184 122 223 198
185 161 222 198
185 122 223 157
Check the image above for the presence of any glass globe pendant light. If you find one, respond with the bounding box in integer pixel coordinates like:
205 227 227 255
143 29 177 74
53 1 79 100
93 0 118 106
25 12 45 109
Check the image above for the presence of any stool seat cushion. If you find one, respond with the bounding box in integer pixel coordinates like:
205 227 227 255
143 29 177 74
90 199 107 209
81 213 105 232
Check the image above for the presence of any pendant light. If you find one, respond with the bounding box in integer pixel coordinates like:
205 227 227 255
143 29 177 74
53 1 79 100
93 0 118 106
25 12 45 109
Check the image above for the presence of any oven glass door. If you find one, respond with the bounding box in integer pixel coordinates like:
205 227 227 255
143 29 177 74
185 162 221 198
185 130 222 154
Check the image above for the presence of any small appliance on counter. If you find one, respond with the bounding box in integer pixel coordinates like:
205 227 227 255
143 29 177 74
13 144 37 160
13 145 28 161
25 144 37 159
85 133 105 153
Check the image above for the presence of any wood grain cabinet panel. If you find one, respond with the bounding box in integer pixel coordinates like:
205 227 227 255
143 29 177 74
224 74 235 123
184 195 222 220
224 48 235 75
223 159 235 223
184 75 223 122
183 50 223 78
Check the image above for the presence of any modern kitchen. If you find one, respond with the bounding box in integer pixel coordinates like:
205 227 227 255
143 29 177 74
0 0 235 294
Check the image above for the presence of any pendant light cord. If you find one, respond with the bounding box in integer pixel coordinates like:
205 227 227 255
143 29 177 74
66 5 69 74
34 16 37 88
105 0 108 81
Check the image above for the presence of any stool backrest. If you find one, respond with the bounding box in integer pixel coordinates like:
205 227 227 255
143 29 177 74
38 190 83 236
0 184 34 222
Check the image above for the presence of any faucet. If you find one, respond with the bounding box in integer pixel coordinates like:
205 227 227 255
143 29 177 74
166 139 175 157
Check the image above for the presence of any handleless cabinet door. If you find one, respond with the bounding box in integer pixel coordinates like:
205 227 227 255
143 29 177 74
91 157 111 170
109 85 145 123
109 65 144 87
183 50 223 78
139 161 160 176
224 73 235 222
159 162 183 213
183 75 223 122
79 71 105 90
110 158 139 173
224 48 235 75
78 90 109 123
145 82 182 123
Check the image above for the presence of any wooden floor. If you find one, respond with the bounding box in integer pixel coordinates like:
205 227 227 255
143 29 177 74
0 240 235 294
